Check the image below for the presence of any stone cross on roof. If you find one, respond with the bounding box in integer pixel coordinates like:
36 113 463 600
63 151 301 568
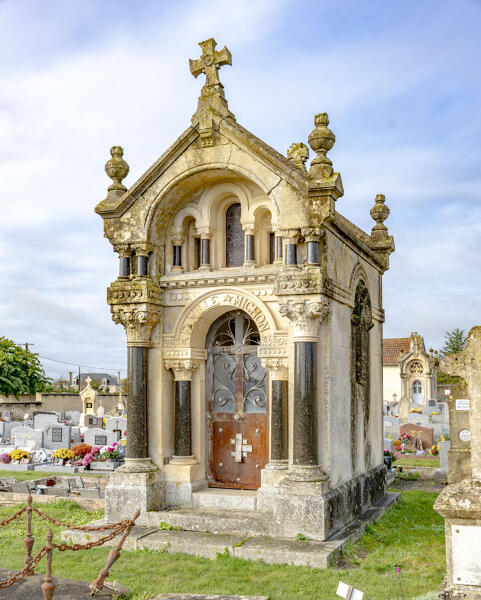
189 38 232 88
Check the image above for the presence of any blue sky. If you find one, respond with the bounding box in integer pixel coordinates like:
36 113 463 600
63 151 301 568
1 0 480 378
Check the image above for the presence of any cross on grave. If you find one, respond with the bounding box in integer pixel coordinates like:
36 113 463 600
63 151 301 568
230 433 252 463
189 38 232 88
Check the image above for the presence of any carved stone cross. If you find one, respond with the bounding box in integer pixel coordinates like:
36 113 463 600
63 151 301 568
440 325 481 479
189 38 232 88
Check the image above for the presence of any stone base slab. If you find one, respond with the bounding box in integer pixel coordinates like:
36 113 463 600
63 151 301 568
154 596 268 599
63 492 400 568
165 479 207 506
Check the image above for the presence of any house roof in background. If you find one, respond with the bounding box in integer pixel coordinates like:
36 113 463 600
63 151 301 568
383 338 411 365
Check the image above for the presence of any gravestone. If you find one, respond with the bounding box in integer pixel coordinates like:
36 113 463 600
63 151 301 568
104 417 126 442
84 428 117 448
400 423 433 450
434 326 481 600
71 427 82 444
11 426 44 450
65 411 81 425
33 411 59 430
83 415 103 429
79 377 98 426
44 424 71 450
1 410 11 422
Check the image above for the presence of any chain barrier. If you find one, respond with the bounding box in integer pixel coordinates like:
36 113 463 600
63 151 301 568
0 494 139 599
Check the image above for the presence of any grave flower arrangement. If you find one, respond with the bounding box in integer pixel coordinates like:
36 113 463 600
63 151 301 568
81 446 101 467
52 448 74 464
409 407 422 414
102 444 120 460
0 453 11 464
9 449 29 461
71 443 92 459
428 443 439 456
384 449 397 462
430 411 438 416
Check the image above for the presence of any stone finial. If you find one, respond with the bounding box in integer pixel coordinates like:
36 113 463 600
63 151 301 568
105 146 129 192
370 194 391 242
287 143 309 171
190 38 234 147
308 113 335 179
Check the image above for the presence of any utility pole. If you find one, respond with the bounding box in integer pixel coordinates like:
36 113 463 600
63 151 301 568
78 366 81 392
22 343 34 351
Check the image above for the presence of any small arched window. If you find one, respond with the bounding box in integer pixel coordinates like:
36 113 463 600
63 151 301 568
412 380 423 405
226 203 244 267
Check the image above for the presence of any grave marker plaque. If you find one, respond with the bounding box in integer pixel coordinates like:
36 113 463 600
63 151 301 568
95 435 107 446
51 428 63 443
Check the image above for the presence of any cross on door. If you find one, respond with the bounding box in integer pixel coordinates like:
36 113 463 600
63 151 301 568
231 433 252 463
189 38 232 87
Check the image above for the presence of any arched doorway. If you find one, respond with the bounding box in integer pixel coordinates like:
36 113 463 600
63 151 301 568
206 310 268 489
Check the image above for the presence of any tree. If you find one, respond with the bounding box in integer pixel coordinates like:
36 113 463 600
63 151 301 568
439 328 467 357
0 337 51 397
437 328 467 384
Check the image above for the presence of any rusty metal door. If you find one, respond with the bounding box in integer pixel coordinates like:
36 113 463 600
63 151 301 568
206 311 268 489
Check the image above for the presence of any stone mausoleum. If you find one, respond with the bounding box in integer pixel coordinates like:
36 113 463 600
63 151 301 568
96 38 394 541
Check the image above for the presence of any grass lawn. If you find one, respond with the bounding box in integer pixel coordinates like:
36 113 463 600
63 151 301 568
395 457 440 468
1 470 108 481
0 489 445 600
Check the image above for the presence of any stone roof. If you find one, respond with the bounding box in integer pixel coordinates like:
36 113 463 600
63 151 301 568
383 338 410 365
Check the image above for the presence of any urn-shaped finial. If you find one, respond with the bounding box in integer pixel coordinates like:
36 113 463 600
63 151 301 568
308 113 335 179
370 194 391 241
105 146 129 192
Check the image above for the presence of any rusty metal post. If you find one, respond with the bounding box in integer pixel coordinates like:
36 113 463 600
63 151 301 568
89 509 140 595
24 494 35 575
41 529 56 600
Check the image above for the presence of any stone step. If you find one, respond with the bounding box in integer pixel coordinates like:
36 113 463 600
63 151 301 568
151 507 275 537
192 488 257 511
62 525 345 568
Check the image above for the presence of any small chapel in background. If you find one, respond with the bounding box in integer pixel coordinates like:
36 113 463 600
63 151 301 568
96 37 395 540
383 332 439 412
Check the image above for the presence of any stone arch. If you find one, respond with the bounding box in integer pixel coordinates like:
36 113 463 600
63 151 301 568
144 163 281 233
199 182 253 229
172 206 202 233
349 262 371 301
167 288 276 350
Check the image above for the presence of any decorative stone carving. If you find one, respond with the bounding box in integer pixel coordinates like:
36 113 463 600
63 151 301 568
105 146 129 192
279 229 300 245
260 358 288 380
275 269 333 297
308 113 335 179
279 299 330 341
171 232 185 246
114 244 132 259
164 360 199 381
410 361 424 375
111 306 160 347
108 278 162 305
287 143 309 171
190 38 234 146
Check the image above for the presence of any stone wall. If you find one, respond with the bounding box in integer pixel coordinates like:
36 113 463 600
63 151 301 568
0 392 121 421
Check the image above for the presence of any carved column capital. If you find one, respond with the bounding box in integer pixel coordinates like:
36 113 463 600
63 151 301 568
260 358 288 380
111 306 160 347
171 232 185 246
301 227 323 243
279 299 330 341
114 244 132 258
131 242 153 256
279 229 300 244
197 227 212 240
164 359 199 381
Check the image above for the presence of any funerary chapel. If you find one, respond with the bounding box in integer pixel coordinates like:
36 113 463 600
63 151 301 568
96 38 394 540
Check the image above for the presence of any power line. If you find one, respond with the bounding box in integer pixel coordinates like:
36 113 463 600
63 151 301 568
38 354 126 373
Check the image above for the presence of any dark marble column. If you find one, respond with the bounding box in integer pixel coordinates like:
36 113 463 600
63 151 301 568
245 233 255 264
293 342 318 466
173 245 182 268
119 256 130 278
137 254 149 276
126 346 148 460
201 238 210 267
307 241 319 265
285 244 297 265
271 379 288 462
174 381 192 457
